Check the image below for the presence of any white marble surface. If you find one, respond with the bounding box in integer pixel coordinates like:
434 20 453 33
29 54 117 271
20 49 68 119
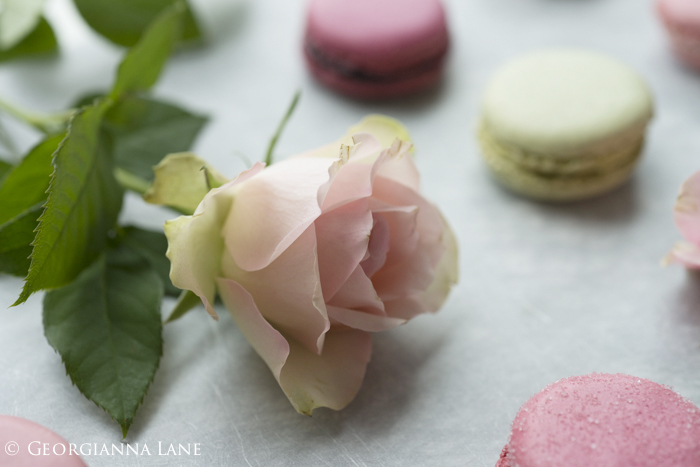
2 0 700 465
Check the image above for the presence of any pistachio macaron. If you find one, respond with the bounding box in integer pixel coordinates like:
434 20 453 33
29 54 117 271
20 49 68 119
479 49 654 202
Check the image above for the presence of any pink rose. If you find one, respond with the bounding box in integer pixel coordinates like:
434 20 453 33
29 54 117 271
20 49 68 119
667 170 700 269
165 116 458 414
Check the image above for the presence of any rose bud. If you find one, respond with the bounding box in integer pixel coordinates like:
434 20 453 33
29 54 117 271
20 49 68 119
164 116 458 414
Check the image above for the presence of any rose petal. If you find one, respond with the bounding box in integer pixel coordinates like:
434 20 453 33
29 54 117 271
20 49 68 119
665 241 700 270
165 163 265 318
327 265 385 315
279 329 372 415
369 178 446 301
216 277 290 378
372 176 443 244
383 296 428 321
318 133 383 212
314 199 373 300
361 213 390 278
674 171 700 246
297 114 413 161
222 226 329 354
224 156 334 272
382 214 458 320
345 115 412 150
374 138 420 192
418 212 459 312
327 306 406 332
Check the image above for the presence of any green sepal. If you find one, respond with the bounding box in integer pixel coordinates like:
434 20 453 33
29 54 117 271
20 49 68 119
165 289 202 323
143 152 227 214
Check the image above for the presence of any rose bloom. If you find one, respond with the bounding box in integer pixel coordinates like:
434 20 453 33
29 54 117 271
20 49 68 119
165 116 458 414
667 171 700 268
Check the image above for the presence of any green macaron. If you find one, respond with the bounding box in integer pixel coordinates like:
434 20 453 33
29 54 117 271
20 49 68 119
478 49 654 202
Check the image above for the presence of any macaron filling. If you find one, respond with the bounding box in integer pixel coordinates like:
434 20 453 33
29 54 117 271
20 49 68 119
304 38 447 84
479 121 645 201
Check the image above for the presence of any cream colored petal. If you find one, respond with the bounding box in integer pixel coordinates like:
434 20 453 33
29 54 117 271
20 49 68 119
664 241 700 270
164 163 265 319
674 171 700 246
297 114 413 160
418 212 459 312
0 0 45 49
279 329 372 415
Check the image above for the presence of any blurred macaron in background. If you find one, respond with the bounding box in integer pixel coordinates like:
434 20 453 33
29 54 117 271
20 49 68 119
302 0 450 100
478 48 654 202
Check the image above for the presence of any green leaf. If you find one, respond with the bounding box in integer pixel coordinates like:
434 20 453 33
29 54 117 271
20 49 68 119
110 2 186 99
74 0 199 48
43 243 163 438
0 135 63 277
14 100 123 306
0 17 57 63
0 134 63 226
0 0 46 50
104 96 207 181
121 226 179 297
0 159 13 186
0 203 42 276
165 289 201 323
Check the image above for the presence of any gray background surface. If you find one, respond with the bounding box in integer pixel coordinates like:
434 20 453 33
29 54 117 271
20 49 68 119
2 0 700 465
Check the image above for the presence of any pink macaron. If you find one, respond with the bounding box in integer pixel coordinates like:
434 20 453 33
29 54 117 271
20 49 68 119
496 373 700 467
0 415 88 466
303 0 450 100
656 0 700 70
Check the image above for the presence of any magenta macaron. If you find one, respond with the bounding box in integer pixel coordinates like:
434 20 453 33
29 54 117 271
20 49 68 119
496 373 700 467
656 0 700 70
0 415 88 466
303 0 450 100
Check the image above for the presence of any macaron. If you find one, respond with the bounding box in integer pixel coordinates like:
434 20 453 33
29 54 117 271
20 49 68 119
656 0 700 70
0 415 88 466
479 49 654 202
303 0 450 99
496 373 700 467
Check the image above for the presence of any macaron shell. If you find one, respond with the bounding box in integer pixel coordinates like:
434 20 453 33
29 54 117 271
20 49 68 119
482 49 653 155
657 0 700 38
505 374 700 467
0 415 88 466
305 0 449 73
657 0 700 69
